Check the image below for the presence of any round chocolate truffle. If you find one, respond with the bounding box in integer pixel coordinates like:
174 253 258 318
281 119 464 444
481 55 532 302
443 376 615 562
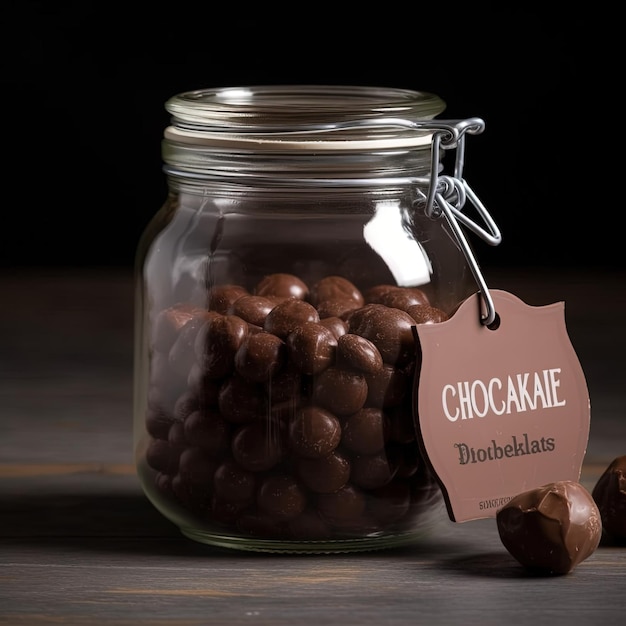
256 473 307 520
229 294 276 326
263 299 320 339
286 322 337 375
348 303 416 367
183 409 230 456
337 333 383 374
376 286 430 311
297 450 351 493
288 405 342 458
208 284 250 314
234 331 286 382
406 304 449 325
312 367 368 416
592 455 626 542
309 276 364 307
213 458 257 503
341 407 389 455
255 273 309 301
317 484 366 525
194 313 249 379
319 316 349 339
232 422 284 472
218 374 263 424
496 480 602 575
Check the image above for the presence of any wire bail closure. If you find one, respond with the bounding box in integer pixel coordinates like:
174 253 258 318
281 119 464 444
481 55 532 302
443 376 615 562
417 118 502 326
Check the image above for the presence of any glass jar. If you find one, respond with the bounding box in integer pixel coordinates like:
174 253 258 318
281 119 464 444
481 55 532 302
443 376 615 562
133 85 497 553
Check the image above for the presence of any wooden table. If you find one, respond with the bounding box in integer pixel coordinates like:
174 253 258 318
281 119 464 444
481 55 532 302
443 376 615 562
1 267 625 625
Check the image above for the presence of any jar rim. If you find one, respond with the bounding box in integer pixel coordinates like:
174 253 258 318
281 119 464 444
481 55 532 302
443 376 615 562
163 85 446 151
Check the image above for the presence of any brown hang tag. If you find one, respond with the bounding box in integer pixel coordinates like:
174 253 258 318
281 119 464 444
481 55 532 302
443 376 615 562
414 289 590 523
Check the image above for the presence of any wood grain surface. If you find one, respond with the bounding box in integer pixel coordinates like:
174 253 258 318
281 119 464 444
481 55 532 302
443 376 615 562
1 267 625 625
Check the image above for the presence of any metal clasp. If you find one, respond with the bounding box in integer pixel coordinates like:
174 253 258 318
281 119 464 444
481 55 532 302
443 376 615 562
419 118 502 326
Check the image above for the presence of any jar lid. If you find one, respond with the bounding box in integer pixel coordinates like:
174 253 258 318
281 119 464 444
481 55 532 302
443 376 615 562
163 85 446 151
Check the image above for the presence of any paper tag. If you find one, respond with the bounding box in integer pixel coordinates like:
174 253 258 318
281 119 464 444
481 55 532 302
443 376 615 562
413 290 590 522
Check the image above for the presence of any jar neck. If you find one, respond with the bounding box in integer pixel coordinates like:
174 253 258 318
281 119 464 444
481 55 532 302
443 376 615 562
161 85 447 188
162 145 440 191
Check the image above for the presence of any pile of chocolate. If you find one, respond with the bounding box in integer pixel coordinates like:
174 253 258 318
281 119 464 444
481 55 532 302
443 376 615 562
142 273 448 541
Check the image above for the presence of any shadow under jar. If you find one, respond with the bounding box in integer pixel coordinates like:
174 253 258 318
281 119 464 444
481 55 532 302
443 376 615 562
134 85 479 553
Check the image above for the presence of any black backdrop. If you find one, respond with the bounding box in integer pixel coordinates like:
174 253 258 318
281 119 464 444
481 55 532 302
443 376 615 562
3 4 620 271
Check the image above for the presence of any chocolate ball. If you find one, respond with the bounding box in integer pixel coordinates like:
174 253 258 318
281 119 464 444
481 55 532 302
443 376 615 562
194 313 249 380
376 286 430 311
348 303 416 367
213 458 257 503
263 299 320 339
286 322 337 375
317 484 366 524
266 368 302 403
186 364 221 407
406 304 449 324
145 406 175 440
350 451 397 490
297 451 351 493
172 390 200 422
592 455 626 542
232 422 284 472
316 298 363 320
312 367 368 416
218 374 263 424
288 405 341 458
234 331 286 382
363 284 396 304
151 303 206 354
365 363 411 408
145 438 182 474
177 446 218 484
319 316 348 339
336 333 383 374
256 473 307 520
496 480 602 575
183 409 230 456
229 294 276 327
341 407 388 455
255 273 309 301
309 276 364 307
208 284 250 314
168 421 187 446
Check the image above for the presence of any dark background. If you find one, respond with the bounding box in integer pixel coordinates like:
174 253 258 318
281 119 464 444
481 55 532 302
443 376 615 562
3 3 620 272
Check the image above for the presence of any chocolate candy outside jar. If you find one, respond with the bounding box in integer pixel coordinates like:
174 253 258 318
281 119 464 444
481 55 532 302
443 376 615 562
143 274 449 541
496 480 602 575
591 455 626 543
